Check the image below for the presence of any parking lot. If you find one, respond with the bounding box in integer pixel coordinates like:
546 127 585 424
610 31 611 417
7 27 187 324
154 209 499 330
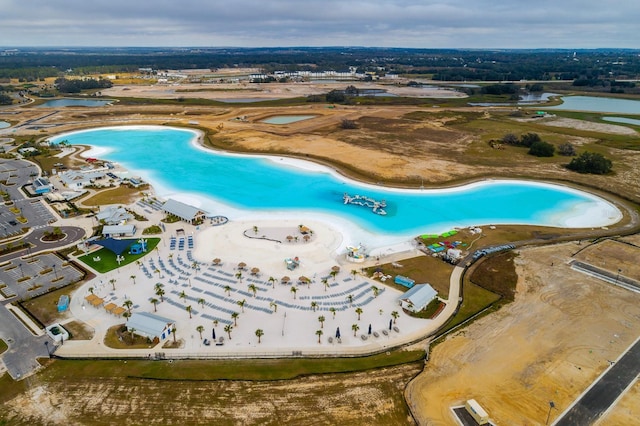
0 253 84 300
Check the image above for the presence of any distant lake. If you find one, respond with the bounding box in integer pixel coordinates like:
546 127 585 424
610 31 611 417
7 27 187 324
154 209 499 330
37 99 114 108
214 98 280 103
469 92 558 107
544 96 640 114
0 121 10 129
603 116 640 126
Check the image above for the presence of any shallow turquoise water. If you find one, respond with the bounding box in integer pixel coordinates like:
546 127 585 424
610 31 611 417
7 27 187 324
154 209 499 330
545 96 640 114
50 126 620 239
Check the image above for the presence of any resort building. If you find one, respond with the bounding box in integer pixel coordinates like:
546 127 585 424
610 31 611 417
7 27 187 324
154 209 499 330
97 205 132 225
32 177 52 194
59 169 106 190
126 312 175 341
162 198 207 224
102 224 136 237
398 284 438 313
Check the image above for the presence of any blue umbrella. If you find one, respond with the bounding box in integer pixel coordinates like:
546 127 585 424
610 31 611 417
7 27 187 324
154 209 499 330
212 328 216 339
389 319 393 330
336 327 341 338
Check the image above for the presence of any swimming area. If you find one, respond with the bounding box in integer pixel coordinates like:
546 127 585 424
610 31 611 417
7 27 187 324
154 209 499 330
50 126 622 246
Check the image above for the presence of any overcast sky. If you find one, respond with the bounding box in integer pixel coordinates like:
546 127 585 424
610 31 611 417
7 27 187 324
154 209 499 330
1 0 638 49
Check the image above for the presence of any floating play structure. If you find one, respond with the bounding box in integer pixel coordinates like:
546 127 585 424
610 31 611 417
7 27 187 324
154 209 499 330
343 193 387 215
346 243 368 263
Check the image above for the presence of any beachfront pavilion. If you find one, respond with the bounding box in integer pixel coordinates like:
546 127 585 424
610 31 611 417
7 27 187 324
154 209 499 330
162 198 207 224
398 284 438 313
126 312 175 341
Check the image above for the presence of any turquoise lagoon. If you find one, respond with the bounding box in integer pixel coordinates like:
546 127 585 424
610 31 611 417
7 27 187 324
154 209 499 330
50 126 621 244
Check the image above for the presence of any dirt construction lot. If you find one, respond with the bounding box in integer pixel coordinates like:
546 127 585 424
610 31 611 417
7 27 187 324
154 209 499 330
406 240 640 425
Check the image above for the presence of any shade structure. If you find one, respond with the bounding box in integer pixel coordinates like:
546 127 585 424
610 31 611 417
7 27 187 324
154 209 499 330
281 276 291 284
331 265 340 272
251 267 260 275
237 262 246 270
212 258 221 265
93 237 136 255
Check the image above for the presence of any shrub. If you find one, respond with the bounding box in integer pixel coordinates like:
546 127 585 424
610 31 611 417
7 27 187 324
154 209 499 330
520 132 541 148
557 142 577 156
528 141 555 157
340 119 358 129
566 152 612 174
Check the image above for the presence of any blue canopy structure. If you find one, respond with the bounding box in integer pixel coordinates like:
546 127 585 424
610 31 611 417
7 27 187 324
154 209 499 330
94 238 136 255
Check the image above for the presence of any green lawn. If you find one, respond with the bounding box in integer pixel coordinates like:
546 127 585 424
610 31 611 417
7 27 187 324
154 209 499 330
0 339 7 355
78 238 160 273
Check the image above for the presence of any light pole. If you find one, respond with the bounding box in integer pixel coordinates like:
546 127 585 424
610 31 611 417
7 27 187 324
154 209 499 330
44 341 51 358
616 268 622 284
18 263 25 279
52 264 58 280
546 401 555 425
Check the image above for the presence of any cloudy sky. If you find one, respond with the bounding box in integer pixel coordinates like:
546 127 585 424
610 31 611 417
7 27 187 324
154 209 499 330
2 0 638 48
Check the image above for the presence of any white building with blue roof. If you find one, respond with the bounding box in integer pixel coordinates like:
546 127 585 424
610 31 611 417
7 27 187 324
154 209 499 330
398 283 438 313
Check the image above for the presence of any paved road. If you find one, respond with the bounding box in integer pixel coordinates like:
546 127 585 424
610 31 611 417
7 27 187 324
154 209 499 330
554 336 640 425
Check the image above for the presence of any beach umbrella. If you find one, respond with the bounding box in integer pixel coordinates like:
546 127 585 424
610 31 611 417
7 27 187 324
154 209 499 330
213 258 221 265
303 234 310 242
336 327 341 338
331 265 340 272
251 267 260 275
298 276 310 284
237 262 246 270
389 319 393 330
281 276 290 284
286 235 294 242
212 328 216 339
368 324 372 335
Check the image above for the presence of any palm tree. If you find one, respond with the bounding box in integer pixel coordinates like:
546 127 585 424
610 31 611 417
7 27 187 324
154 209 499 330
318 315 325 329
290 286 298 299
130 275 136 285
235 271 243 283
123 299 133 314
198 298 205 308
196 325 204 340
391 311 399 324
350 269 358 280
268 276 276 288
155 287 165 302
311 301 318 312
322 278 329 292
179 290 187 302
248 284 258 297
213 319 219 328
355 307 363 320
224 285 232 296
135 260 141 269
122 311 131 321
172 325 177 343
109 278 117 291
347 294 354 306
379 309 383 316
186 305 192 319
237 299 246 313
154 268 161 279
253 225 258 235
150 297 159 312
330 270 338 281
270 301 278 312
224 324 233 339
316 329 323 344
129 327 136 340
88 287 94 294
371 285 379 297
352 323 360 337
255 328 264 343
231 311 239 326
329 307 336 318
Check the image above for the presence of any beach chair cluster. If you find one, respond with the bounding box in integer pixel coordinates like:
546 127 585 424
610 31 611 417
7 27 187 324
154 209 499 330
169 236 176 250
187 235 194 249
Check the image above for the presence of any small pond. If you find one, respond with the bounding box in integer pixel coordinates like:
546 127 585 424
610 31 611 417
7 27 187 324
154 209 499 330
261 115 317 125
602 116 640 126
544 96 640 114
37 99 114 108
0 121 10 129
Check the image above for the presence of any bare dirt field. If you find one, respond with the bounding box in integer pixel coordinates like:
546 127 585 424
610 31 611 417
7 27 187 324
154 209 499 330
2 362 421 425
405 241 640 425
